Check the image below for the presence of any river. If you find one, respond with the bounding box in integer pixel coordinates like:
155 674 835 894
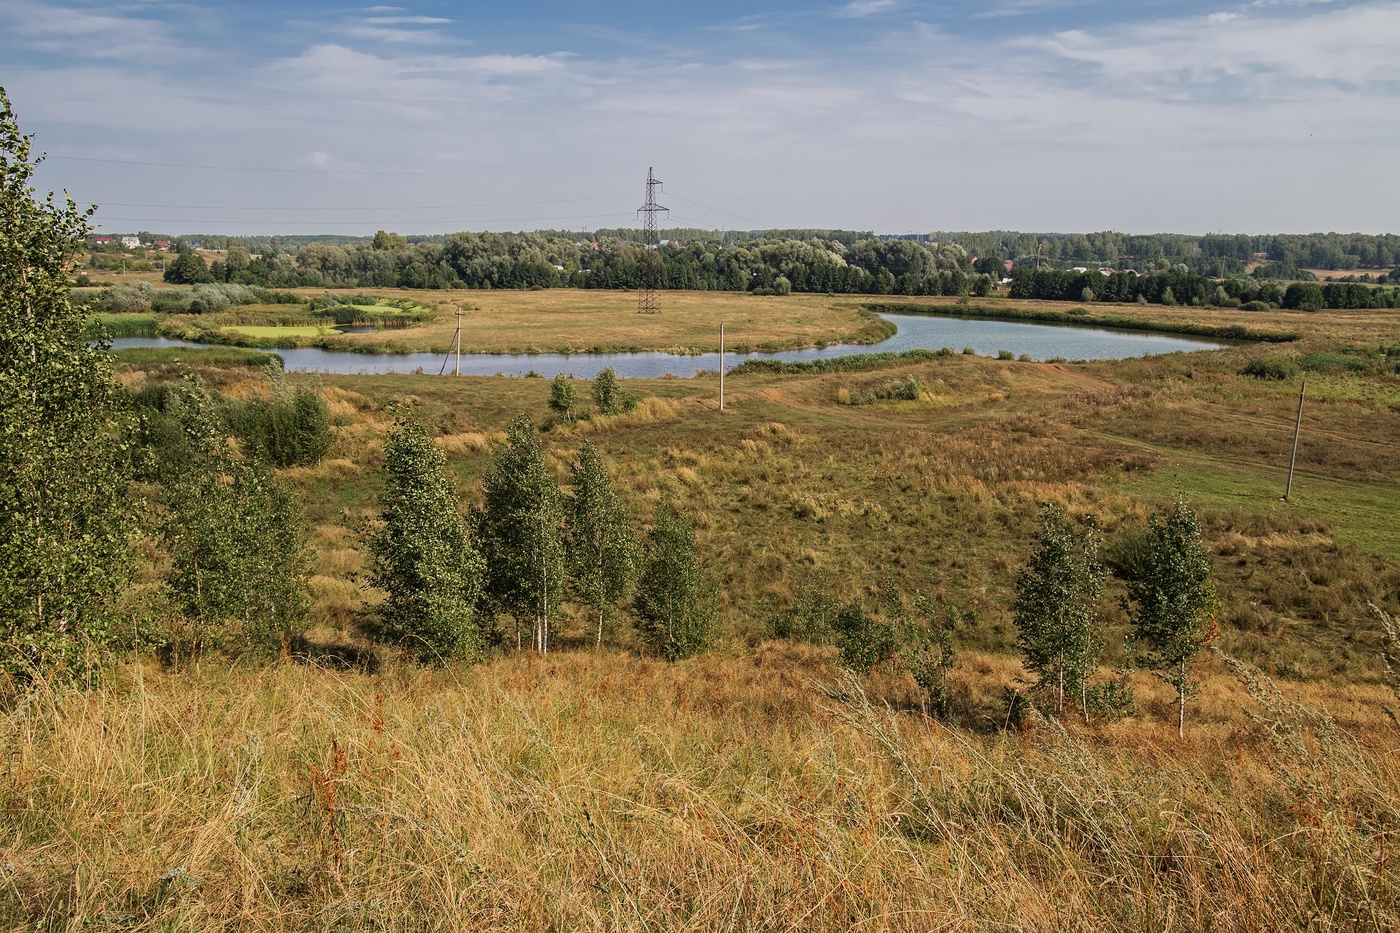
110 312 1231 378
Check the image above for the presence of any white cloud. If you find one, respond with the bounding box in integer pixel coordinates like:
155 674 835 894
0 0 178 60
834 0 898 19
7 0 1399 234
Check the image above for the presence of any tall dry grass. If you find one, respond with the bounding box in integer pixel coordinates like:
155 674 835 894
3 644 1397 930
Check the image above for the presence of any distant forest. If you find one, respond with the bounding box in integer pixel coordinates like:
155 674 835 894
101 228 1400 309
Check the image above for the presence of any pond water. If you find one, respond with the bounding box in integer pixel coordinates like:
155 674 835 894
111 312 1231 378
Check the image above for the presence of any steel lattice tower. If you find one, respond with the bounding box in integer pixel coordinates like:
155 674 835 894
636 167 669 314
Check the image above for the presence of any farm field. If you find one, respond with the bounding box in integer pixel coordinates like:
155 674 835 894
11 298 1400 929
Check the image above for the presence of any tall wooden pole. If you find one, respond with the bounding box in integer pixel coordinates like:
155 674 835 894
1284 381 1306 501
719 323 725 411
454 308 463 376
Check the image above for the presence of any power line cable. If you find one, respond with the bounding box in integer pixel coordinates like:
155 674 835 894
47 155 643 178
660 193 769 228
663 170 826 224
85 194 635 212
92 211 638 227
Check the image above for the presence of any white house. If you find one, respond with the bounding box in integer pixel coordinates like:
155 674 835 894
120 236 140 248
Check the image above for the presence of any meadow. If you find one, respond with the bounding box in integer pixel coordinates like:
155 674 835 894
9 294 1400 929
90 286 899 356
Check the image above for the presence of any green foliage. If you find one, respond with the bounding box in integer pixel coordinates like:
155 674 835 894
903 607 956 719
592 366 622 415
1241 353 1301 381
163 249 213 285
1122 501 1220 737
1282 282 1325 311
837 373 938 406
162 451 311 658
476 414 565 653
0 88 130 692
1299 351 1369 373
566 441 637 648
129 377 228 483
1013 503 1106 719
832 598 900 673
86 312 158 339
232 373 335 468
635 500 713 661
549 373 579 422
366 409 486 664
99 282 154 315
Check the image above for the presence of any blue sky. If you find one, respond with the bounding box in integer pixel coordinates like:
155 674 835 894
3 0 1397 235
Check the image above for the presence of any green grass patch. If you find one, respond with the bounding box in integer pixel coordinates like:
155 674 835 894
1300 351 1370 373
86 313 159 338
108 346 283 368
730 347 956 376
1120 460 1400 560
221 325 343 338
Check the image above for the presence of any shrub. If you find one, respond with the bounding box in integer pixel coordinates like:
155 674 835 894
833 599 899 673
1241 353 1301 381
1240 300 1272 312
1299 351 1369 373
592 366 623 415
99 282 153 314
236 386 334 467
997 349 1015 361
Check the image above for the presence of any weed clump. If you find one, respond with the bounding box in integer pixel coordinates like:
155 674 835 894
1241 353 1301 380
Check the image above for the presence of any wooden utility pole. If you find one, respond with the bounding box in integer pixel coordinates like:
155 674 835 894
439 308 464 376
454 308 463 376
1284 381 1306 501
719 322 725 411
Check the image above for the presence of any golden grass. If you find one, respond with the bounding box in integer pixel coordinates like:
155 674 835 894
32 298 1400 928
183 288 894 356
5 646 1398 930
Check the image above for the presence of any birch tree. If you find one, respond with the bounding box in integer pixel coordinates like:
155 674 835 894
0 88 129 690
635 499 713 661
366 409 485 664
1124 501 1220 737
477 415 564 654
1013 503 1106 719
565 441 637 648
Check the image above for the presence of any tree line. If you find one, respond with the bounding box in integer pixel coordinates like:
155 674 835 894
151 225 1399 302
1009 266 1400 310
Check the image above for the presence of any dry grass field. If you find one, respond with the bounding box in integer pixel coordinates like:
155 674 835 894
7 297 1400 929
152 289 896 356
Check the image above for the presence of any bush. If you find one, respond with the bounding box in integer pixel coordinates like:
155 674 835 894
99 282 153 314
997 349 1015 361
833 599 899 673
1241 353 1301 381
231 379 334 467
1299 351 1369 373
1240 300 1272 312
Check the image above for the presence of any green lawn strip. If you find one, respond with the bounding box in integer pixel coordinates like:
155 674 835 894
86 312 159 338
220 324 344 338
109 346 283 368
1119 458 1400 561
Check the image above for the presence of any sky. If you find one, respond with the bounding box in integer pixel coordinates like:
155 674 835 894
3 0 1397 236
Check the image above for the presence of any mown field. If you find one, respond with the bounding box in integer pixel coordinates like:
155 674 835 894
8 299 1400 929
